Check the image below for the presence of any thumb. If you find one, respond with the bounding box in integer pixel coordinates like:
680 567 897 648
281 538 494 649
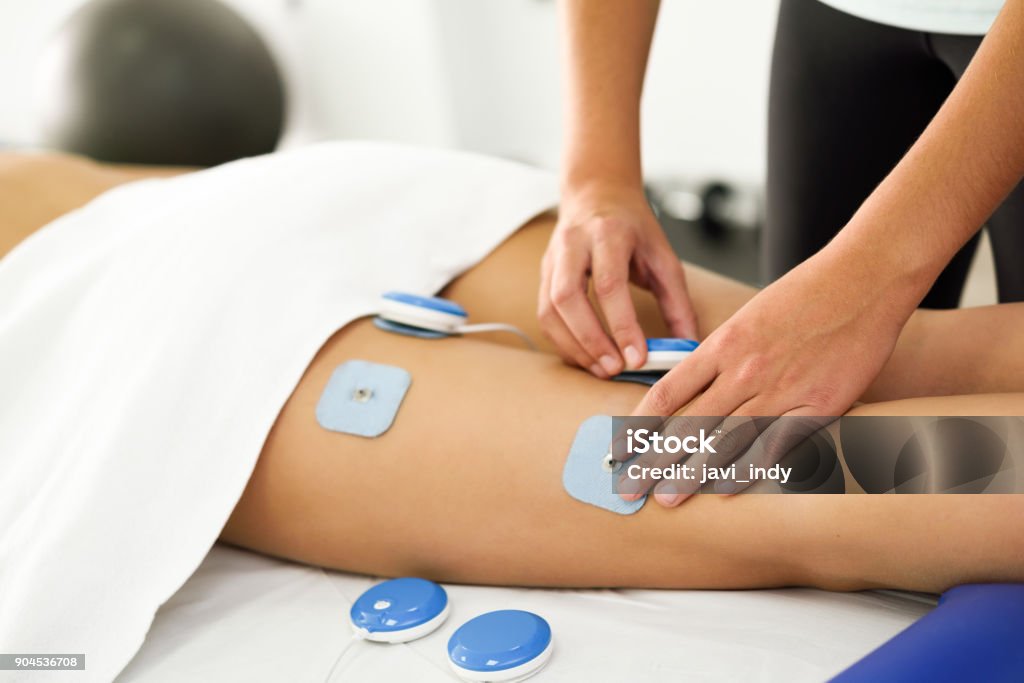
648 255 699 340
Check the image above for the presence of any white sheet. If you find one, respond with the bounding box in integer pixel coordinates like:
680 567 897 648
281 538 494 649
0 142 558 682
119 545 935 682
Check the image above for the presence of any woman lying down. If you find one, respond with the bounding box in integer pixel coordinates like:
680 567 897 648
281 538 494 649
1 143 1022 680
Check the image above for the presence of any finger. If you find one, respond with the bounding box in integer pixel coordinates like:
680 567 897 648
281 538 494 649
610 416 664 463
615 423 698 501
649 415 728 506
614 418 673 500
700 415 767 471
676 370 753 420
592 237 646 370
538 251 609 377
652 479 689 507
715 408 835 495
631 351 717 417
647 254 700 340
550 246 624 376
660 415 727 453
614 416 696 500
616 414 720 501
652 442 716 506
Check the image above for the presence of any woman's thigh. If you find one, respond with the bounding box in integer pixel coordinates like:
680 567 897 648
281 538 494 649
222 319 812 589
221 316 1024 593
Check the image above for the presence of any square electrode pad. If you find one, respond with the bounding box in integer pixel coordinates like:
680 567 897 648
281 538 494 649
316 360 412 438
562 415 646 515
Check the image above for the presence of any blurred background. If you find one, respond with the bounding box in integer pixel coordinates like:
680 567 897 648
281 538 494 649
0 0 996 299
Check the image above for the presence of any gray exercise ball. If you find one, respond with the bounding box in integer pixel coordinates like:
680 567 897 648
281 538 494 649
35 0 286 166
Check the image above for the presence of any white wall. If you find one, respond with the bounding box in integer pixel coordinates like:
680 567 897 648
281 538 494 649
0 0 84 143
644 0 778 183
0 0 779 184
424 0 779 184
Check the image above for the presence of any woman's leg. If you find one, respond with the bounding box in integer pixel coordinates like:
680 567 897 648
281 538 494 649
221 314 1024 593
223 213 1024 594
6 152 1021 592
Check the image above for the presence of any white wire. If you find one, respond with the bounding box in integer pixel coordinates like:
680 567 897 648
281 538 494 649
457 323 537 350
323 633 361 683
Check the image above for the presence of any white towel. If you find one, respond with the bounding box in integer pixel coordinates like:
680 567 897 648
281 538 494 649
0 142 557 682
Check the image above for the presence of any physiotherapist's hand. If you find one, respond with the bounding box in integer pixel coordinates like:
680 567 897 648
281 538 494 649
539 182 699 378
631 245 913 505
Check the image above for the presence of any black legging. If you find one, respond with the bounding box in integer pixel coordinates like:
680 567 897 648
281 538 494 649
766 0 1024 307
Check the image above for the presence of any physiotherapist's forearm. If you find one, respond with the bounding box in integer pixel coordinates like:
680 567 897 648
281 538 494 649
559 0 660 191
828 0 1024 317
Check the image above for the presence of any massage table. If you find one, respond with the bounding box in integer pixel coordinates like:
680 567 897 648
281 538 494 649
118 545 935 682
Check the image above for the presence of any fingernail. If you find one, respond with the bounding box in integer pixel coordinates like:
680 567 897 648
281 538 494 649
716 480 736 494
589 363 605 377
617 477 643 501
599 355 619 375
623 345 641 370
655 492 684 507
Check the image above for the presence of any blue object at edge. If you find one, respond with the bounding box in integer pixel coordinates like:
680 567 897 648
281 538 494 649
832 583 1024 682
647 338 699 352
350 578 448 634
448 609 551 673
382 291 467 317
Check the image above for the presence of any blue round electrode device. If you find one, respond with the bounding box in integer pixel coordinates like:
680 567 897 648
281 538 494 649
447 610 553 682
349 577 450 643
375 290 538 349
378 291 468 334
635 337 699 372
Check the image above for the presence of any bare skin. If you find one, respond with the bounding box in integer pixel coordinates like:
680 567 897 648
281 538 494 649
0 152 189 258
3 153 1023 595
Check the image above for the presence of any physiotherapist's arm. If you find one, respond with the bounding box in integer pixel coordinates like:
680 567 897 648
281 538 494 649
559 0 656 193
834 0 1024 306
540 0 698 380
634 0 1024 505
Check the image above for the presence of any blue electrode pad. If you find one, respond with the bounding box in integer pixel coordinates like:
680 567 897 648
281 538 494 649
448 610 553 682
316 360 412 438
562 415 646 515
350 577 450 643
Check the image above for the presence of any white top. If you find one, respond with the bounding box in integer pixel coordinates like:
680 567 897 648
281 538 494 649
818 0 1003 34
0 141 557 683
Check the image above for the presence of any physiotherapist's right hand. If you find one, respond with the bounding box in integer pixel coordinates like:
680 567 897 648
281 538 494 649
539 182 699 379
